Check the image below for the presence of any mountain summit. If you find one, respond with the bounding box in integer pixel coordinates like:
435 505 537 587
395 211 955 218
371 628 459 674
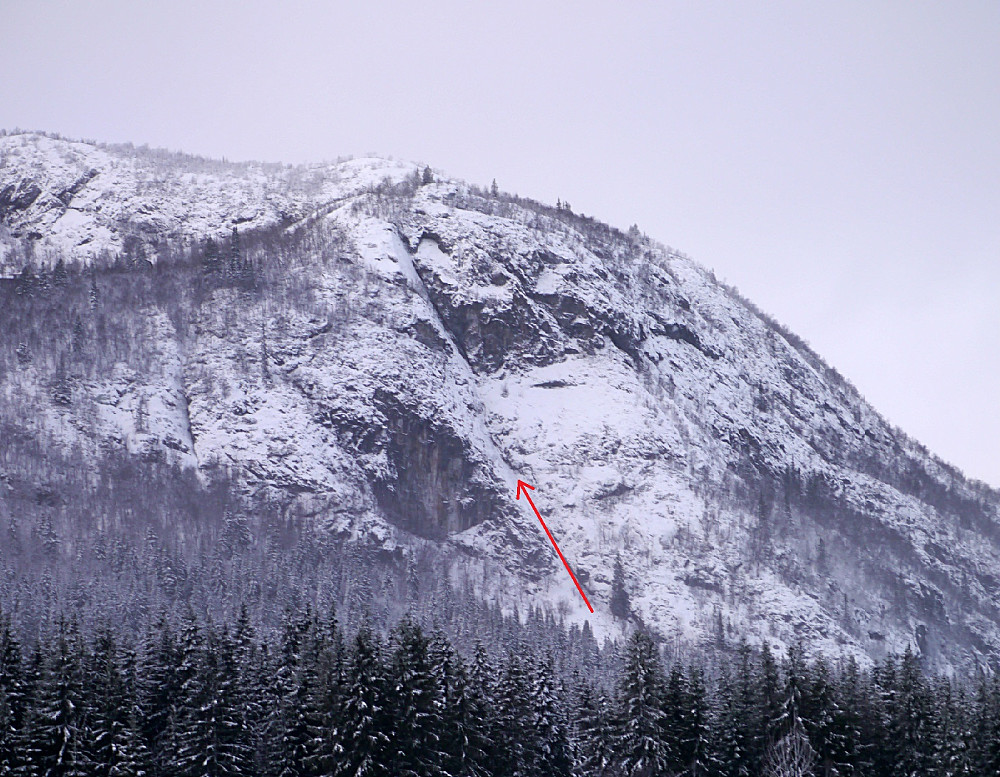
2 131 999 670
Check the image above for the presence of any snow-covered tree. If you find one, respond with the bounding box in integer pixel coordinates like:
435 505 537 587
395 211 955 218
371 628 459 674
572 677 616 777
763 726 815 777
495 648 532 777
333 626 391 777
175 624 252 777
264 608 315 777
801 656 846 777
388 618 445 777
528 656 572 777
616 632 669 777
0 613 25 776
432 632 489 777
888 646 933 777
87 630 150 777
20 620 91 776
609 556 630 621
138 613 180 775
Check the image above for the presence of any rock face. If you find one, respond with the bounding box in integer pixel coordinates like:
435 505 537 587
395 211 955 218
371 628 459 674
3 130 1000 669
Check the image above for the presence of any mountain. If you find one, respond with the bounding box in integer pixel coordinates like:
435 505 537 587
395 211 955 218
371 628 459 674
2 130 1000 670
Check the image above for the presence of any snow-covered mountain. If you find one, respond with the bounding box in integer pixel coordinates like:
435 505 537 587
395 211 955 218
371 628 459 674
3 130 999 670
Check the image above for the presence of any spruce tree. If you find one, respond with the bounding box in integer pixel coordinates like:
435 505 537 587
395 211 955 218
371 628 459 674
15 265 36 297
260 322 271 383
716 643 763 777
889 646 933 777
610 556 630 620
802 656 846 777
466 642 498 777
758 643 783 750
13 645 45 776
214 626 254 777
265 608 315 777
21 620 91 776
71 317 85 354
172 614 205 777
203 237 222 278
389 618 445 777
711 665 748 777
681 665 713 777
0 613 24 776
123 237 147 272
572 677 616 777
175 624 251 777
431 632 489 777
52 259 68 287
616 631 670 777
836 656 871 777
495 648 532 777
227 227 243 283
929 679 971 777
662 663 687 773
301 606 345 777
87 630 150 777
88 274 100 310
334 626 391 777
138 614 180 776
232 605 267 775
775 644 807 743
970 675 1000 777
871 655 899 777
528 656 572 777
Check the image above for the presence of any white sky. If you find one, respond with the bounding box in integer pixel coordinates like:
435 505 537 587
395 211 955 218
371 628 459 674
2 1 998 486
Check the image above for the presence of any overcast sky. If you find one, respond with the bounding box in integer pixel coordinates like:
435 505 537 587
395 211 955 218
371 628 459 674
2 1 998 486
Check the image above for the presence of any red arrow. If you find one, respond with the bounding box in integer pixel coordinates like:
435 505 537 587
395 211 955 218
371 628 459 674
516 480 594 613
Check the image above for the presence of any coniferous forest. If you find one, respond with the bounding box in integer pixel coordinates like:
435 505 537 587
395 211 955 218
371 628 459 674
3 603 1000 777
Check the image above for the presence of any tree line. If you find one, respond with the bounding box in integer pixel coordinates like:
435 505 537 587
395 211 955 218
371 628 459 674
3 604 1000 777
